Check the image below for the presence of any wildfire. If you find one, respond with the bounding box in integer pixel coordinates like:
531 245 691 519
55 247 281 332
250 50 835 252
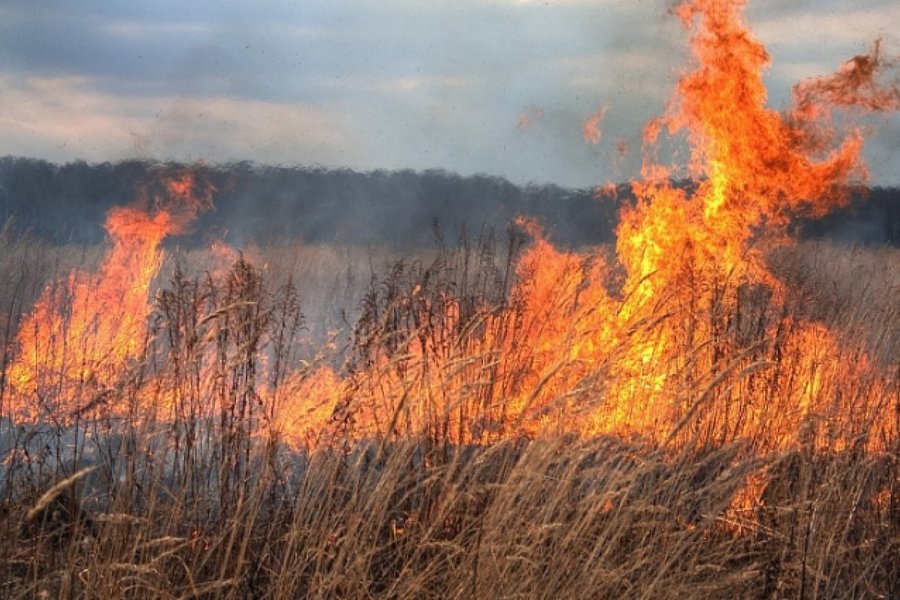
271 0 898 449
7 169 213 419
4 1 897 458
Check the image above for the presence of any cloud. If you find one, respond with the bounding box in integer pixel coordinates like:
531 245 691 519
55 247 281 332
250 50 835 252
0 74 357 166
488 0 615 5
753 4 900 49
0 0 896 187
318 75 472 96
101 19 210 39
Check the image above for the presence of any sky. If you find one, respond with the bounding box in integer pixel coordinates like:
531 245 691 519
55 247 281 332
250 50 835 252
1 0 898 188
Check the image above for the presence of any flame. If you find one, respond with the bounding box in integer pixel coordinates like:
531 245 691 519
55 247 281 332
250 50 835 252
4 1 897 462
582 105 607 144
517 105 544 130
794 38 900 118
263 0 897 450
7 169 213 419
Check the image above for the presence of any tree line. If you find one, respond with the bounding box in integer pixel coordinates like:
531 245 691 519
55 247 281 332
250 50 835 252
0 157 896 249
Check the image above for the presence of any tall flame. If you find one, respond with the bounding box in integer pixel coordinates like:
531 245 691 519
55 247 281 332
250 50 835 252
276 0 898 449
8 170 213 418
4 1 897 457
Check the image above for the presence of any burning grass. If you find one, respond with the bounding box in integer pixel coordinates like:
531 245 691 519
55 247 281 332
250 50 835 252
1 0 899 596
0 233 897 598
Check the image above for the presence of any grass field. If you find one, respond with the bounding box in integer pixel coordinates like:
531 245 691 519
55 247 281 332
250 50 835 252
4 0 898 595
0 225 897 599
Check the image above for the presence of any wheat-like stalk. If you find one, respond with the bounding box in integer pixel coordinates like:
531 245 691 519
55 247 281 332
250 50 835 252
25 466 97 522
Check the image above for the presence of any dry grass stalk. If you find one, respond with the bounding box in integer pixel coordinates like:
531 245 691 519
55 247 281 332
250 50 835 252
25 467 97 522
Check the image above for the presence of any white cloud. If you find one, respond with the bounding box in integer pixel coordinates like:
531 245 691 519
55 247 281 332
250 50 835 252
771 61 840 82
0 75 358 166
753 5 900 49
319 75 472 95
486 0 619 5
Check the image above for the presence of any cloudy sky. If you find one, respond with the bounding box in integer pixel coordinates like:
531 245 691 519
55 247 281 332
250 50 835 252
1 0 897 188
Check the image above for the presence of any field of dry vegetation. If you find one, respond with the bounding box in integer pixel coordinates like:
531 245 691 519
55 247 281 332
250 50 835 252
0 223 897 599
3 0 900 595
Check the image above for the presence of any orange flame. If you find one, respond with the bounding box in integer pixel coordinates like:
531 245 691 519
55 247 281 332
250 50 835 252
517 105 544 130
5 1 897 459
582 106 607 144
8 169 213 419
267 0 898 450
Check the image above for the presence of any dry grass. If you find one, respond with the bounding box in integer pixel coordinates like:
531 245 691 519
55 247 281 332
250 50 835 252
0 231 898 599
769 240 900 364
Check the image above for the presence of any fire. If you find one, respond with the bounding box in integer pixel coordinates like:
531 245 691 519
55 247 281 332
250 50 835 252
263 0 897 450
3 1 897 460
582 106 607 144
7 169 213 419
